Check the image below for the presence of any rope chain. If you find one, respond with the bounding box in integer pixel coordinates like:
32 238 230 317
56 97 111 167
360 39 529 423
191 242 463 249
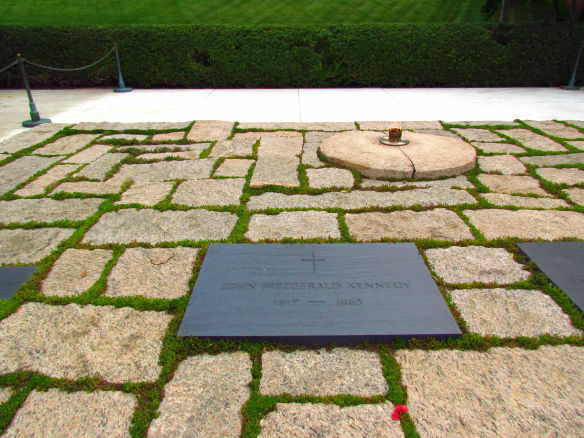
0 59 18 74
22 45 116 72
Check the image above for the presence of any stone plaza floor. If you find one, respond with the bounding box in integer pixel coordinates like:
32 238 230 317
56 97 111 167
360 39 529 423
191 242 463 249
0 119 583 437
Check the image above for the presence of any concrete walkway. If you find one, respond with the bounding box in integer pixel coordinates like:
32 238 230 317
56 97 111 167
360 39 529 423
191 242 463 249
2 87 584 140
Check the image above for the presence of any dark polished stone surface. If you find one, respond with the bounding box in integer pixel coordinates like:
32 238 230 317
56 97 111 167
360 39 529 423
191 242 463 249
518 241 584 312
0 266 38 299
178 243 461 344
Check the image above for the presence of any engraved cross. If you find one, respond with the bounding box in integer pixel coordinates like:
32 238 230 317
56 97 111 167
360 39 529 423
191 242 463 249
301 252 325 273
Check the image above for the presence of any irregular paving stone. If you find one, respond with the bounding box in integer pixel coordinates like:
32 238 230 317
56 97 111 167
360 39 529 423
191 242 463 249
54 178 126 194
358 121 442 130
42 249 112 297
245 211 340 241
448 120 520 126
305 131 336 143
478 174 548 195
75 153 128 180
3 389 136 438
106 247 198 299
187 120 233 141
63 144 112 163
396 345 584 438
35 134 98 155
117 143 209 153
425 246 530 284
302 142 326 167
238 122 355 131
0 198 103 224
260 349 388 396
213 158 254 177
564 187 584 205
450 288 582 337
137 150 201 160
465 209 584 239
73 122 188 130
451 128 504 142
482 193 569 209
13 165 76 196
210 137 255 157
148 353 251 438
361 175 473 189
346 209 474 241
0 228 74 264
568 140 584 150
500 128 567 151
524 120 583 138
411 129 460 138
521 153 584 166
563 120 584 128
478 155 526 174
115 159 216 183
83 209 237 244
0 387 13 404
306 167 354 188
0 156 61 195
0 302 172 382
116 182 174 206
151 131 185 141
536 167 584 185
248 188 476 210
0 125 65 154
259 402 403 438
172 179 245 206
471 141 526 153
250 133 303 187
98 133 148 142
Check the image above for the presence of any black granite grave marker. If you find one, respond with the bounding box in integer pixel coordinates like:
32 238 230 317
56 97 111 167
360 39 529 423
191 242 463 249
178 243 461 344
518 242 584 312
0 266 38 299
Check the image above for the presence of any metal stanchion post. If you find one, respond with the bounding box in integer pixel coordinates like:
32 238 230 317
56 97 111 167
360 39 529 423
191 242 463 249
561 41 583 91
17 54 51 127
113 44 132 92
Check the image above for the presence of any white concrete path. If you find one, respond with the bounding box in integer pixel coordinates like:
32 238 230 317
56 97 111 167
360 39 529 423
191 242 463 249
1 87 584 140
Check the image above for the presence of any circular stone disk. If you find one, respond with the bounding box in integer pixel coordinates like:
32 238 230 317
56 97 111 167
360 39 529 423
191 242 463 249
319 131 476 180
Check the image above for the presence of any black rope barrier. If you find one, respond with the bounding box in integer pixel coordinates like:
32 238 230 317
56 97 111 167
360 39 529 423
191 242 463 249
22 45 116 72
0 59 18 74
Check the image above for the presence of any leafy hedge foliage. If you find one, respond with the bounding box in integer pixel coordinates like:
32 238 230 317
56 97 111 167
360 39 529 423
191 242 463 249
0 24 583 88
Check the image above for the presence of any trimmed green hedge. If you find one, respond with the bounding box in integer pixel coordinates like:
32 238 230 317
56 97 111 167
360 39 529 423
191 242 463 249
0 24 582 88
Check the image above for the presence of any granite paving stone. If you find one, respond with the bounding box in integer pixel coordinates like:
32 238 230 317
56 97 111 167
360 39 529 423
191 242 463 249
98 133 148 142
75 153 128 180
250 133 303 187
210 138 255 157
54 177 126 195
0 302 172 382
260 349 388 396
568 140 584 150
481 193 569 209
524 120 583 138
450 288 582 337
470 141 526 153
361 175 473 189
500 128 567 151
301 142 327 167
137 150 201 160
564 187 584 205
465 209 584 239
148 353 251 438
248 188 476 210
151 131 185 141
306 167 354 188
172 179 245 206
106 247 198 299
73 122 188 130
425 246 530 284
0 125 64 154
358 121 442 130
245 211 340 241
238 122 355 131
478 174 548 195
13 165 76 196
187 120 233 141
3 389 136 438
115 182 174 206
520 153 584 166
0 198 103 224
115 159 216 183
42 249 112 297
536 167 584 185
396 345 584 438
0 156 61 195
35 134 98 155
83 209 237 244
411 129 459 138
449 120 520 126
213 158 254 177
346 209 474 241
62 144 112 164
0 387 13 404
117 144 209 153
259 402 403 438
563 120 584 128
304 131 337 143
0 228 74 264
451 128 504 142
478 155 526 174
